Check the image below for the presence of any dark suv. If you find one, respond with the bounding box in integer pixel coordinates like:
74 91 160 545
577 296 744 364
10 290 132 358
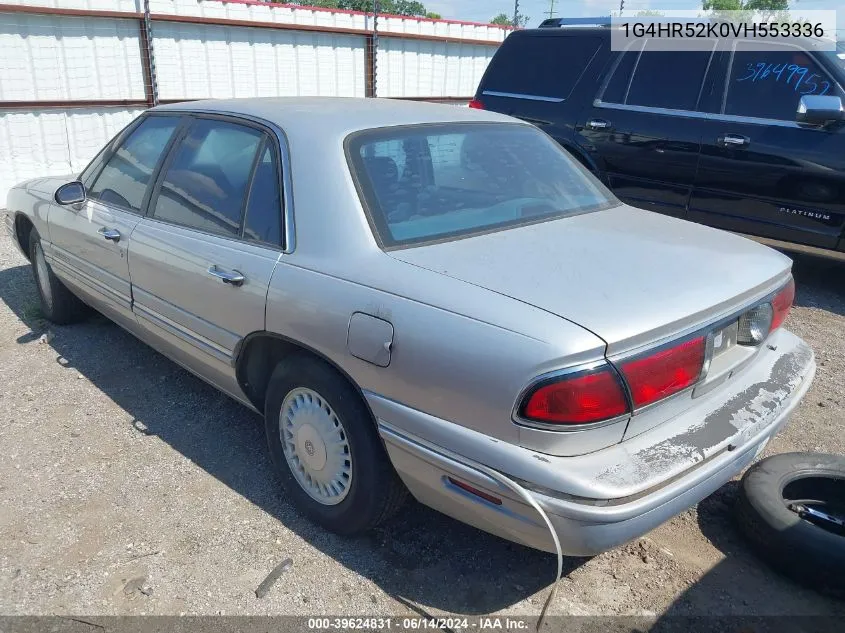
472 18 845 255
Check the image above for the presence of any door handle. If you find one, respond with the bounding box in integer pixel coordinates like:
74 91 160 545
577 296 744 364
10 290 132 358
98 227 121 242
717 134 750 148
586 118 611 131
207 265 245 286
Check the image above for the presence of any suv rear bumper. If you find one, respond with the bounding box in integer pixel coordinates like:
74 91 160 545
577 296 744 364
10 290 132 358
370 329 815 555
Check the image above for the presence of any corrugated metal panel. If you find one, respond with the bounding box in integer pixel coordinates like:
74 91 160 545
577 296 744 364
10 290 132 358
1 107 142 204
4 0 509 41
376 39 495 98
0 13 145 101
154 21 366 99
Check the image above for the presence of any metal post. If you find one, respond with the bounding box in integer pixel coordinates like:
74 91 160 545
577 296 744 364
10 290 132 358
143 0 159 106
512 0 519 27
547 0 556 20
372 0 379 98
619 0 625 17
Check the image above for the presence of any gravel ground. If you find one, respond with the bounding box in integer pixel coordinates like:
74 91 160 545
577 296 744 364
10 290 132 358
0 231 843 618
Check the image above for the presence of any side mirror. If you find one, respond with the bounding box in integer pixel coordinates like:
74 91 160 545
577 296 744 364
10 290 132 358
54 181 86 206
796 95 845 127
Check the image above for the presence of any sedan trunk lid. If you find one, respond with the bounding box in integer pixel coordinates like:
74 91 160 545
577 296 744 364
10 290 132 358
388 205 792 354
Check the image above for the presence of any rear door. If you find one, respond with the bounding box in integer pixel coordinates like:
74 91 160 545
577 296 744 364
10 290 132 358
691 41 845 249
576 41 716 218
128 115 284 400
46 114 183 325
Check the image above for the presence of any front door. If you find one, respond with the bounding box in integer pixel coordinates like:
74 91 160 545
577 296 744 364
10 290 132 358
691 42 845 249
576 42 715 219
128 115 284 401
46 114 183 325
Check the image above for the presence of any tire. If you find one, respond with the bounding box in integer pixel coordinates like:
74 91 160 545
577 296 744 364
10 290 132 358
28 229 88 325
735 452 845 599
264 354 407 534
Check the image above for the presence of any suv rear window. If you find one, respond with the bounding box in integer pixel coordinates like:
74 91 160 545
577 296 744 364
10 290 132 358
483 34 601 100
347 123 616 248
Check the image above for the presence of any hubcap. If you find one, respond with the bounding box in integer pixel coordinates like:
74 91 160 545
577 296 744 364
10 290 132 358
34 243 53 311
280 387 352 505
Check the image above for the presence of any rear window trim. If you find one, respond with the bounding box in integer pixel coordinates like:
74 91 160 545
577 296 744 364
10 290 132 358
343 121 620 251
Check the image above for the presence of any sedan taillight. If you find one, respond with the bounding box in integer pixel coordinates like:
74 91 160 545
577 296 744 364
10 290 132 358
618 336 706 408
771 277 795 332
520 366 629 425
468 98 484 110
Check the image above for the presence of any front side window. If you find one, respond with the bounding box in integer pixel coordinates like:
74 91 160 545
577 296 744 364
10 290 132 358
88 116 179 212
151 118 263 238
348 123 617 248
725 42 843 121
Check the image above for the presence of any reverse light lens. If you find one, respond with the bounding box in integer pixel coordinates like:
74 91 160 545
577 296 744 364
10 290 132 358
620 336 706 408
738 303 774 345
521 368 629 425
771 278 795 332
468 98 484 109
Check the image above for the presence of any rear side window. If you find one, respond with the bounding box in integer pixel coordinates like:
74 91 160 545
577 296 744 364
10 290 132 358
242 146 282 246
151 118 263 238
484 35 601 100
613 46 713 111
348 123 617 248
88 116 179 212
725 42 842 121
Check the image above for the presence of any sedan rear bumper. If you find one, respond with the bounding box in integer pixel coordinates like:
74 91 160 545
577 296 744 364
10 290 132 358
371 329 815 555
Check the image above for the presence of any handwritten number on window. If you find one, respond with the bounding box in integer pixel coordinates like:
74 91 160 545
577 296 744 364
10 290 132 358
736 60 832 95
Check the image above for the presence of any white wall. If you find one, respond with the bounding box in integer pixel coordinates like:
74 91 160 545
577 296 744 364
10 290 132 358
0 0 509 203
153 21 367 99
0 12 145 101
0 107 143 199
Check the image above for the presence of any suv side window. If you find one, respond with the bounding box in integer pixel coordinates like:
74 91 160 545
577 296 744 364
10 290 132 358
724 42 842 121
88 116 180 212
151 118 263 238
484 34 601 100
625 46 713 111
242 145 282 246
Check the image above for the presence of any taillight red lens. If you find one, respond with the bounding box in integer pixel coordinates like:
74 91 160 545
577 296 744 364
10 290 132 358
770 278 795 332
620 336 706 408
468 98 484 109
521 367 628 425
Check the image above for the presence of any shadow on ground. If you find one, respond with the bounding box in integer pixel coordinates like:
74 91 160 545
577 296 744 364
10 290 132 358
785 250 845 318
0 262 579 615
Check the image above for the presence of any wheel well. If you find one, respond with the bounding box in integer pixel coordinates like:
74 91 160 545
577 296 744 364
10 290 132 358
14 214 34 261
235 333 369 418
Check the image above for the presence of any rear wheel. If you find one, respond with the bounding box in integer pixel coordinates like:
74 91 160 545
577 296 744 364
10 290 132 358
28 229 88 325
264 354 407 534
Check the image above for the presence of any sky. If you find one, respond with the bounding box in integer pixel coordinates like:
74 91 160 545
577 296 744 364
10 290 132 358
422 0 844 33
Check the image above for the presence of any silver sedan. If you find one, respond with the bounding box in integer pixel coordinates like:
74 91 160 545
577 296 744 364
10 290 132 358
4 98 814 556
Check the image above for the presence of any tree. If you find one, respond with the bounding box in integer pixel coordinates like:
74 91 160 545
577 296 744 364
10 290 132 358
280 0 435 19
702 0 788 10
394 1 428 16
425 12 441 19
490 12 529 27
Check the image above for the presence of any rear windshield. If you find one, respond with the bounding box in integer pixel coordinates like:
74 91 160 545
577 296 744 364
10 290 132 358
347 123 617 248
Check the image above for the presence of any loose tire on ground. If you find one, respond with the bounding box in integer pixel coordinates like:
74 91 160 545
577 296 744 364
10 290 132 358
28 229 88 325
264 354 407 534
735 452 845 599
